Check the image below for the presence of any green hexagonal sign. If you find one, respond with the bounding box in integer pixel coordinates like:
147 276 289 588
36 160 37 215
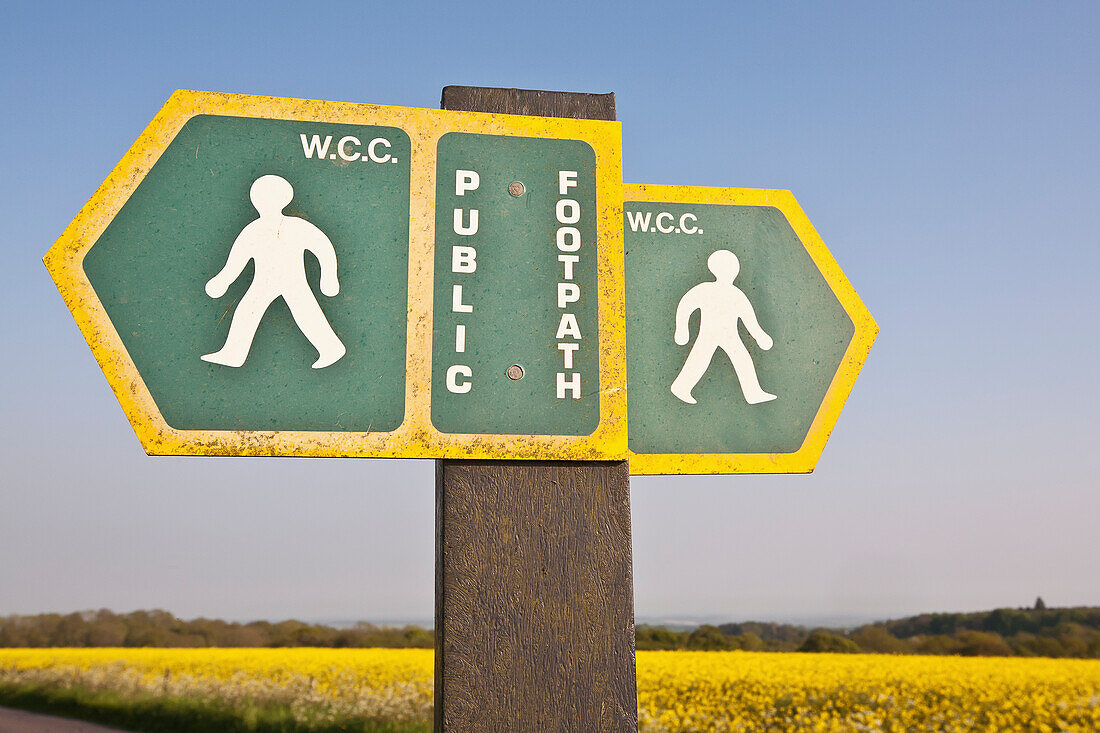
82 114 412 433
624 185 877 474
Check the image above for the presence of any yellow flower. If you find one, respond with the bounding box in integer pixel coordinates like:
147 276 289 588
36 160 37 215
1 648 1099 731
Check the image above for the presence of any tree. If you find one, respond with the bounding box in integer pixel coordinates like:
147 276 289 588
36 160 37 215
797 630 860 654
1035 597 1047 611
734 632 764 651
851 625 910 654
984 608 1029 636
955 630 1013 657
635 626 686 650
686 625 734 651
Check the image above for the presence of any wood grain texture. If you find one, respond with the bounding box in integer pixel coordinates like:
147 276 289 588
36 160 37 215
436 86 636 733
436 460 636 732
441 86 617 121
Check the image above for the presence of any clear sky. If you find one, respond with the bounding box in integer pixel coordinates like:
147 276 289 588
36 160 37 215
2 1 1097 625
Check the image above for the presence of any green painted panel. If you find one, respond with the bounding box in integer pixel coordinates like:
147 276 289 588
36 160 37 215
625 203 854 454
83 115 410 432
431 133 599 435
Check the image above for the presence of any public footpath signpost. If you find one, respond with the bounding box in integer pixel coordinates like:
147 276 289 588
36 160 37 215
44 86 877 732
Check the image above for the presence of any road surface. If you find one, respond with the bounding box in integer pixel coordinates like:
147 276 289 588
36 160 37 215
0 707 128 732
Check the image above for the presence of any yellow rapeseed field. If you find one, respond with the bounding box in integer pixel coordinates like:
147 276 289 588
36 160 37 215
1 648 1099 731
635 651 1100 731
0 648 434 725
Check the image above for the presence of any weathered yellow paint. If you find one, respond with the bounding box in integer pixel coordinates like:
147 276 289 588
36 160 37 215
623 184 878 475
44 90 627 460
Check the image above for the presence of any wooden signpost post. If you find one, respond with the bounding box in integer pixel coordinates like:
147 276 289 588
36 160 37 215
44 84 876 732
435 87 636 732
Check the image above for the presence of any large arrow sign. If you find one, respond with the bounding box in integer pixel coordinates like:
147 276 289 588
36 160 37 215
45 91 627 460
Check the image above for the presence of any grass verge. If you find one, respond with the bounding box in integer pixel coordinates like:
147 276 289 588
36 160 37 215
0 681 431 733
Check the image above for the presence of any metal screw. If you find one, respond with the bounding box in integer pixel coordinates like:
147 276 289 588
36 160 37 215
506 364 524 380
508 181 525 197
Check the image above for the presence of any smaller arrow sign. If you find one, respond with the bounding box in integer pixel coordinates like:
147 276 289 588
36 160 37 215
623 185 877 474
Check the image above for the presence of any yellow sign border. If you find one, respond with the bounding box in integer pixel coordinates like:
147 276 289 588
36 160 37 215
44 90 627 460
623 184 877 475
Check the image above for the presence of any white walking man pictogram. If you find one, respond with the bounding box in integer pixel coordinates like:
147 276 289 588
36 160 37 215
202 175 346 369
670 249 777 405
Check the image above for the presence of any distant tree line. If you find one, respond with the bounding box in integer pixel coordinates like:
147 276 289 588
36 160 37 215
637 603 1100 658
0 609 432 649
4 602 1098 658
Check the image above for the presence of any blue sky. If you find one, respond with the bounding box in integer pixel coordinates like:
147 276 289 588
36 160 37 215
1 1 1097 624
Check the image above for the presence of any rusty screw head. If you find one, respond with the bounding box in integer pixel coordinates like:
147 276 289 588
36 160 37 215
506 364 524 380
508 181 525 197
